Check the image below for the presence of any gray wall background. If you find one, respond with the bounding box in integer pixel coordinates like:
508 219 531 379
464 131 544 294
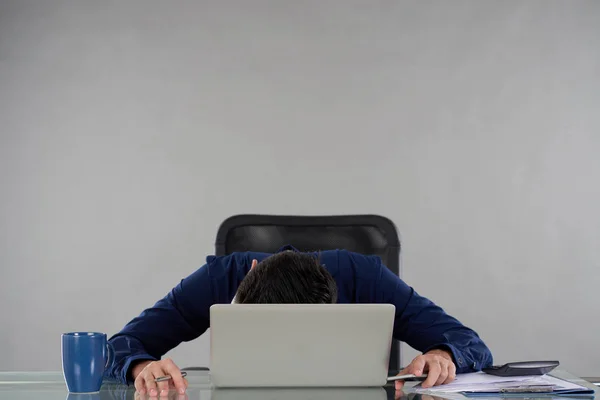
1 0 599 376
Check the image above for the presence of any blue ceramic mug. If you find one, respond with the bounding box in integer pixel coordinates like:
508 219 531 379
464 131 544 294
61 332 114 393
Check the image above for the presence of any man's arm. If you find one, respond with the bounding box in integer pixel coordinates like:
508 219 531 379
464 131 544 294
106 264 213 385
375 264 493 373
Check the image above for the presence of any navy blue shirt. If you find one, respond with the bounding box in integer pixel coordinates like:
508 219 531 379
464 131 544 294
106 248 493 384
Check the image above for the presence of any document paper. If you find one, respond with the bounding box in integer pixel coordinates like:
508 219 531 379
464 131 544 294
413 372 591 394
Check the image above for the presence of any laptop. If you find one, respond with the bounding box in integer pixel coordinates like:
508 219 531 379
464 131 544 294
209 303 395 387
212 387 388 400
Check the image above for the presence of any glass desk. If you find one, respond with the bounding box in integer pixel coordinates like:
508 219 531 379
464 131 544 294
0 370 597 400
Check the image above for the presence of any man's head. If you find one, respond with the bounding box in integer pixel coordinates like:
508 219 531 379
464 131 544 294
234 251 338 304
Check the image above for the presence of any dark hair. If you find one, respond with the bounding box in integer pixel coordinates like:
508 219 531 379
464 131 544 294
235 252 338 304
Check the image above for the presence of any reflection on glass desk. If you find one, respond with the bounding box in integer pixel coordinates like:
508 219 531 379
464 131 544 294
0 370 597 400
583 377 600 386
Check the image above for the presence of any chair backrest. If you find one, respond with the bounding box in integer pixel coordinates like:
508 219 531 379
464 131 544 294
215 214 402 372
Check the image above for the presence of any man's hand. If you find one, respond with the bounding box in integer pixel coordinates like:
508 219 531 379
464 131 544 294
394 349 456 392
132 359 188 397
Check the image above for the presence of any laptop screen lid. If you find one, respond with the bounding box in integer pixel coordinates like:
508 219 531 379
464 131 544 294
209 304 395 387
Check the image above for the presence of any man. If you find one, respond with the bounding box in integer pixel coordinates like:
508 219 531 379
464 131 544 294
106 246 493 396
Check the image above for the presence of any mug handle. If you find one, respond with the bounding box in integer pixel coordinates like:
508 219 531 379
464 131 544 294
104 341 115 370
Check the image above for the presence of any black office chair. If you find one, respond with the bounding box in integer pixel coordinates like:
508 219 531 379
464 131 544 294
214 214 402 373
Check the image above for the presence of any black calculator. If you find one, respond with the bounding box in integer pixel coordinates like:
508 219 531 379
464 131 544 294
483 361 560 377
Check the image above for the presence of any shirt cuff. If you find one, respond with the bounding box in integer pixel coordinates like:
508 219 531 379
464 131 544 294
423 343 479 373
122 354 158 384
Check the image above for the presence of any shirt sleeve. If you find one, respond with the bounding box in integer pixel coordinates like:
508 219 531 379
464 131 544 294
105 264 214 384
375 262 494 373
